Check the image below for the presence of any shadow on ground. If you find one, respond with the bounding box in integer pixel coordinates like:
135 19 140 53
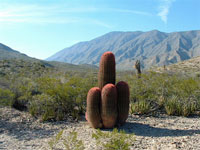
118 122 200 137
0 117 58 141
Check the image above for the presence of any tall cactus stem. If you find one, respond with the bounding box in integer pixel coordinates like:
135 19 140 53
98 51 116 89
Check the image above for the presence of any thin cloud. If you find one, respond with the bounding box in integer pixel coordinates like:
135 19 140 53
157 0 175 23
88 19 113 28
0 4 111 28
110 8 152 16
0 3 149 28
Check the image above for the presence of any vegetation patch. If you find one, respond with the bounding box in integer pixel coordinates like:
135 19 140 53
1 59 200 121
92 128 135 150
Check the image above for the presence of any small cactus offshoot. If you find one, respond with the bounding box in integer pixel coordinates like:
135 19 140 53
86 87 102 128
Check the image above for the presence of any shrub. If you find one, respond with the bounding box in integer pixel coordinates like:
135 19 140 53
92 128 135 150
164 96 197 116
29 94 59 121
0 88 15 106
125 72 200 116
29 76 96 121
164 96 180 116
48 130 85 150
9 78 37 110
130 100 151 115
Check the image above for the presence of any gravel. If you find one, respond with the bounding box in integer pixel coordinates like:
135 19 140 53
0 107 200 150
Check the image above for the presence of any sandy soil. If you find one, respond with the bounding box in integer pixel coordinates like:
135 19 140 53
0 107 200 150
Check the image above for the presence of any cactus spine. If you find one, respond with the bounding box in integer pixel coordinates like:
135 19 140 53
116 81 130 125
98 51 116 89
101 84 118 128
86 51 130 129
86 87 102 129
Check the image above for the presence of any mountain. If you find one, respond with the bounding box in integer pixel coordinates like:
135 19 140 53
0 43 97 71
47 30 200 70
0 43 36 61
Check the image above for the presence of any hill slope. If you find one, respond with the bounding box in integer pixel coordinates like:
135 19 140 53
0 43 97 72
152 56 200 76
0 43 36 61
47 30 200 70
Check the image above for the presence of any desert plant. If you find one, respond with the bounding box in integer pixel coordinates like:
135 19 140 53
48 130 64 150
0 88 15 106
130 100 151 115
164 96 179 116
48 130 85 150
64 130 85 150
98 51 116 89
28 75 96 121
101 84 118 128
116 81 130 125
164 96 197 116
92 128 135 150
86 51 130 128
135 60 141 78
86 87 102 128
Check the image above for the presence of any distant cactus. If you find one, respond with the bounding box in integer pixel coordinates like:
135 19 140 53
101 84 117 128
86 87 102 129
135 60 141 78
86 51 130 129
98 51 116 89
116 81 130 125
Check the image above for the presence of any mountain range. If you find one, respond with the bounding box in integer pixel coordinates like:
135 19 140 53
46 30 200 70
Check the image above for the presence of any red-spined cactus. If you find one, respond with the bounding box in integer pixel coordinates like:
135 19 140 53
98 51 116 89
101 84 117 128
86 87 102 128
116 81 130 125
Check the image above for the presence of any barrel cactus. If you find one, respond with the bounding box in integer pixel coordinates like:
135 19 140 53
86 87 102 128
116 81 130 125
86 51 130 129
101 84 118 128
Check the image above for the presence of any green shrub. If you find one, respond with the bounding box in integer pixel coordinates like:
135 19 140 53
164 96 180 116
164 96 197 116
92 128 135 150
29 94 59 121
48 130 85 150
2 59 200 119
130 100 151 115
125 72 200 116
29 75 96 121
0 88 15 106
9 78 37 110
63 130 85 150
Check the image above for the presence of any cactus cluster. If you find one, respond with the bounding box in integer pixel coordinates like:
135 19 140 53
86 51 130 129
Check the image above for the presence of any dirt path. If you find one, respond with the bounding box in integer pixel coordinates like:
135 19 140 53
0 107 200 150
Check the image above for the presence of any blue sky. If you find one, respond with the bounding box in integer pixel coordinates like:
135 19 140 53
0 0 199 59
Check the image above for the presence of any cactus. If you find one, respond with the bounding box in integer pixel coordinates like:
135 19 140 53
135 60 141 78
86 51 130 129
101 84 118 128
116 81 130 125
98 51 116 89
86 87 102 129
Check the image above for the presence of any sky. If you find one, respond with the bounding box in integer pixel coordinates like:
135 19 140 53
0 0 199 60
